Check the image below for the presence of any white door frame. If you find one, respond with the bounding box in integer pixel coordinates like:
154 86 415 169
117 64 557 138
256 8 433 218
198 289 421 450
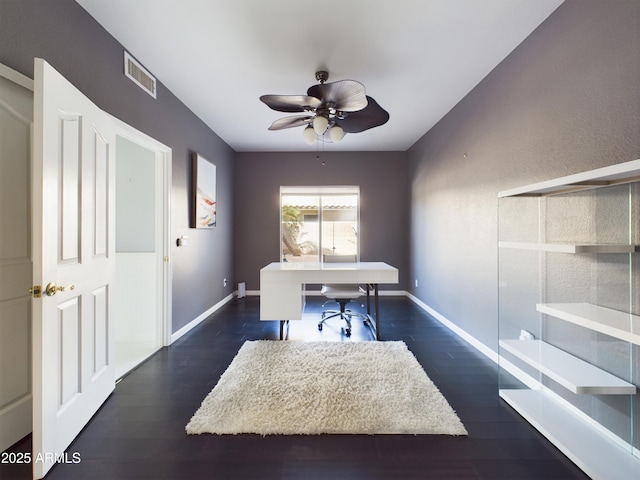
0 63 33 91
112 118 173 346
0 64 34 454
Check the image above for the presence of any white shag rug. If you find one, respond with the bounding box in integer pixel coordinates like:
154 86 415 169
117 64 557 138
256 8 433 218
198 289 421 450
186 340 467 436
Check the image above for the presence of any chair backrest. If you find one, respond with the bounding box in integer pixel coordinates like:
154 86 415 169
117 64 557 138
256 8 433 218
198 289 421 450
323 254 357 263
321 254 361 292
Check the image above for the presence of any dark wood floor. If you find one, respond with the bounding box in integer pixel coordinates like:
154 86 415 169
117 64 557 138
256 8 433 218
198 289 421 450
2 296 589 479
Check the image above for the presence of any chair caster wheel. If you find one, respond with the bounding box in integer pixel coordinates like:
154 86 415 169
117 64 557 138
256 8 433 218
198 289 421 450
318 324 323 331
345 328 351 336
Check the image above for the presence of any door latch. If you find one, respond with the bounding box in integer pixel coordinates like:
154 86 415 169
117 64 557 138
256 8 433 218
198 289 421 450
29 285 42 298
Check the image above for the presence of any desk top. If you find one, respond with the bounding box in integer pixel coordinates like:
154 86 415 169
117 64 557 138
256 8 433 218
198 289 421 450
260 261 398 284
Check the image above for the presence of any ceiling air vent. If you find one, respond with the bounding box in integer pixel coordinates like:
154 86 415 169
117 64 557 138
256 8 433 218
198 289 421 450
124 51 156 98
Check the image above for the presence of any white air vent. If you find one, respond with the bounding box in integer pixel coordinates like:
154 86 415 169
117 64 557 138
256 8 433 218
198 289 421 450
124 51 156 98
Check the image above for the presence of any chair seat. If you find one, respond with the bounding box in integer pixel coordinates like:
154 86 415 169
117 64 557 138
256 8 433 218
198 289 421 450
320 284 365 300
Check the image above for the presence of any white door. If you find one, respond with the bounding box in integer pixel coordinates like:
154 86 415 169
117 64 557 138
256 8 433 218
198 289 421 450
32 58 115 479
0 67 33 453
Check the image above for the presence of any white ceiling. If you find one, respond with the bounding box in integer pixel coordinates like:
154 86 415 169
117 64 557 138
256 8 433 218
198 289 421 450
75 0 563 152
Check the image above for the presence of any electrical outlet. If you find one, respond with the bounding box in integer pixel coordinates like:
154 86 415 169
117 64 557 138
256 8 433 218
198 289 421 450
519 329 535 341
223 278 228 287
415 279 419 288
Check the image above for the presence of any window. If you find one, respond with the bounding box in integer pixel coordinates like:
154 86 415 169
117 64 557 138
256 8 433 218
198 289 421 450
280 186 359 263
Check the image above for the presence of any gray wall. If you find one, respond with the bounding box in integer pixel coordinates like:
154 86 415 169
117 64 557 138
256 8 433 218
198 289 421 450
408 0 640 450
408 0 640 351
0 0 236 333
234 151 409 291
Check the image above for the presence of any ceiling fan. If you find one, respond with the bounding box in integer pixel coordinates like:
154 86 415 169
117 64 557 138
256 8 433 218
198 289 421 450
260 71 389 144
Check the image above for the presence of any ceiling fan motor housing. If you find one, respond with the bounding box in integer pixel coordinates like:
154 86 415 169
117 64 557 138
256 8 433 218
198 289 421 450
315 70 329 84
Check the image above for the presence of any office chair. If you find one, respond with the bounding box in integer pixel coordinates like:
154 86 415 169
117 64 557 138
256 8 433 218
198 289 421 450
318 254 369 336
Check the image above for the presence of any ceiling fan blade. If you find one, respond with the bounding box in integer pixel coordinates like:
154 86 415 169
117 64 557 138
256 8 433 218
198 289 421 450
335 96 389 133
268 115 313 131
307 80 367 112
260 94 322 113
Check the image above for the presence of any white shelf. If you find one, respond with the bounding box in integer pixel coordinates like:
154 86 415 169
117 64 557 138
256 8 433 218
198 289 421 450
500 389 640 480
498 158 640 197
537 303 640 346
499 339 636 395
499 241 636 253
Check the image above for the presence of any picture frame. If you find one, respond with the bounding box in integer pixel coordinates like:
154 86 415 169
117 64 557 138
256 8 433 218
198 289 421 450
192 152 217 228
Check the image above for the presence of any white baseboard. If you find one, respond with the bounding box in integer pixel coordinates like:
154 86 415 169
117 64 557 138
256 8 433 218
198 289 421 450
405 293 543 389
170 293 234 343
406 292 498 363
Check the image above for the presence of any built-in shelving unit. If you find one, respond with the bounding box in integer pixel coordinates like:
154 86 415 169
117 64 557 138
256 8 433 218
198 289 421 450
498 241 636 254
498 159 640 198
498 159 640 479
500 389 640 480
537 303 640 346
500 339 636 395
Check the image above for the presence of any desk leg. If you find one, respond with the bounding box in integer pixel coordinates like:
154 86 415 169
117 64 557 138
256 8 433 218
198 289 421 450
366 286 371 315
363 284 380 341
374 284 380 340
279 320 286 340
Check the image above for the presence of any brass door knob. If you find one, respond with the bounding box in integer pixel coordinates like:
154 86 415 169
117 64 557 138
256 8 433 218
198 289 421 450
45 282 75 297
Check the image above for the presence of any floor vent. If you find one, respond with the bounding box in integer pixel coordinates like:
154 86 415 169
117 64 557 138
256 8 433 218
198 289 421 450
124 51 156 98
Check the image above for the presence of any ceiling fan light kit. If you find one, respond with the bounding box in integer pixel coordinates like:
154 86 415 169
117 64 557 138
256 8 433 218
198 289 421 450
260 71 389 144
303 125 316 145
312 115 329 135
329 124 345 143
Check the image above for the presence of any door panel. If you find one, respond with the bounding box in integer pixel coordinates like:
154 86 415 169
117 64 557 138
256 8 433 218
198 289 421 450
94 130 109 258
33 58 115 479
58 297 80 407
0 70 33 453
0 299 30 404
60 113 81 264
92 286 109 374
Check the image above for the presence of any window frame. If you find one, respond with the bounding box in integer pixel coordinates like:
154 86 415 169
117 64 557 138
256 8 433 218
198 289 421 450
280 186 360 263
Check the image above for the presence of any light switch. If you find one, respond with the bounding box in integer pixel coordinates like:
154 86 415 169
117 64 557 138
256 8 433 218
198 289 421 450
177 235 189 247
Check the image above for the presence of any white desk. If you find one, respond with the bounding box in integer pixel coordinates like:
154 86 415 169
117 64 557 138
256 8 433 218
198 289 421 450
260 262 399 339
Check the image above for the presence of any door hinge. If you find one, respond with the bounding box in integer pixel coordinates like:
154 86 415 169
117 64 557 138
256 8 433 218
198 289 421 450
29 285 42 298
